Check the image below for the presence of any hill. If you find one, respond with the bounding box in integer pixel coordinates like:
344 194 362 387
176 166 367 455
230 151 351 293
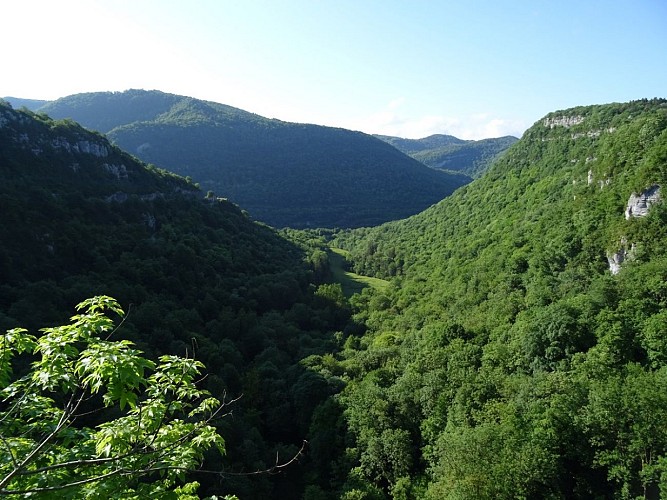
325 99 667 498
0 100 350 499
34 90 469 228
374 133 467 153
376 132 518 177
2 96 50 110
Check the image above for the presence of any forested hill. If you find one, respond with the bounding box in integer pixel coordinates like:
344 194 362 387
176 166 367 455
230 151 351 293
374 133 467 153
28 90 469 228
0 100 351 499
376 132 518 177
2 96 49 111
328 99 667 498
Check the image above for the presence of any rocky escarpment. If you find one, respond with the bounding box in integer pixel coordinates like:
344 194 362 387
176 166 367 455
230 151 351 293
541 113 616 141
1 102 111 160
51 136 109 157
0 101 200 203
543 115 585 128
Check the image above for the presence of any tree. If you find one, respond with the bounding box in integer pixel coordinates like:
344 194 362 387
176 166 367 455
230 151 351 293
582 364 667 498
0 296 232 498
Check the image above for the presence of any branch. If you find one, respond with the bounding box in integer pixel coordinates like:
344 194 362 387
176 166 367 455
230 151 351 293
201 439 308 477
0 379 37 426
11 398 238 479
0 466 126 495
2 440 308 495
103 303 131 341
0 388 86 490
0 433 18 470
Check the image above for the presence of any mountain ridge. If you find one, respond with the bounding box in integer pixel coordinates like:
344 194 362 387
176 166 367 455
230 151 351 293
12 90 470 228
376 132 519 177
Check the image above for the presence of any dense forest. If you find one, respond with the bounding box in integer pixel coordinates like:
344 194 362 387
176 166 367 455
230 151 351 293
375 133 518 178
328 98 667 498
17 90 469 228
2 97 667 499
0 101 346 498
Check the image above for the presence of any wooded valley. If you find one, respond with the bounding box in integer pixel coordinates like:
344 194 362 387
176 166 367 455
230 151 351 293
1 97 667 499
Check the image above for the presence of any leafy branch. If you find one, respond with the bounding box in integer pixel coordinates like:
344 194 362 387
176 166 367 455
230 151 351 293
0 296 235 497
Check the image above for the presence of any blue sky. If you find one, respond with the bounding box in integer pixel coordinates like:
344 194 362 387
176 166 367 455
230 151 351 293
3 0 666 139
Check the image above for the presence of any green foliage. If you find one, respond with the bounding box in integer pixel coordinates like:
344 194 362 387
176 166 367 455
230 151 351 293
328 99 667 498
0 296 225 498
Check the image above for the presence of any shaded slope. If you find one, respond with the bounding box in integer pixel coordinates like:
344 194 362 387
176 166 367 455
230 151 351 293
37 90 469 228
0 101 347 499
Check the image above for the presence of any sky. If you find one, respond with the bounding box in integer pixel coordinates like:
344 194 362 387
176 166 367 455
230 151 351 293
3 0 666 139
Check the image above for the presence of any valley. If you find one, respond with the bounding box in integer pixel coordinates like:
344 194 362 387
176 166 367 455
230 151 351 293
1 96 667 499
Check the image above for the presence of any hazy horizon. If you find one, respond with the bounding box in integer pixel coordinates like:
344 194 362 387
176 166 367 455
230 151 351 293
3 0 666 140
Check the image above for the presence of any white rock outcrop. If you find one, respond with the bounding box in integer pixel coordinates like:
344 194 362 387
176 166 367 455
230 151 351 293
102 163 128 180
106 192 128 203
625 185 661 219
608 239 636 275
608 185 661 274
543 115 584 128
51 137 109 157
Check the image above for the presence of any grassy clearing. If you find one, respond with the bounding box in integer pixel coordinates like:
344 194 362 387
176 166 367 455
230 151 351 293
328 247 390 297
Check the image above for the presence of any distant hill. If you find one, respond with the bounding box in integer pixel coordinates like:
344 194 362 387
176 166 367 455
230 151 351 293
376 133 518 177
374 133 467 153
33 90 469 228
3 96 50 110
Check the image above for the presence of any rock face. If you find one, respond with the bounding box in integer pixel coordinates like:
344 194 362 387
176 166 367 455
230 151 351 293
102 163 128 180
543 115 585 128
0 107 110 160
51 137 109 157
625 185 661 219
608 185 662 274
608 239 635 275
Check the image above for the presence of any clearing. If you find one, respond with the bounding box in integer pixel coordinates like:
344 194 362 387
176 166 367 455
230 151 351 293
328 247 390 297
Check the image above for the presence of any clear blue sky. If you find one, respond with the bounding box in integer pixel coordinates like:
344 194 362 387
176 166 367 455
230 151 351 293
3 0 666 139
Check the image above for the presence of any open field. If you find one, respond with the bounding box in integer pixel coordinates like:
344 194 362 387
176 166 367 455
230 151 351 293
328 247 390 297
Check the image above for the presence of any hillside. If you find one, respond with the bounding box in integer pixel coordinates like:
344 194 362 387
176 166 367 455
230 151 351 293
376 133 518 177
33 90 469 228
2 96 49 110
0 100 350 499
325 99 667 498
